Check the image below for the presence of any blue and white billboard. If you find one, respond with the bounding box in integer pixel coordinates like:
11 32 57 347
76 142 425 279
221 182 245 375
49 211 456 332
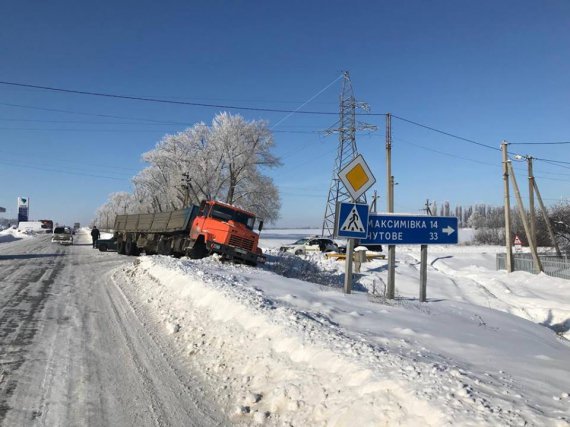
17 197 29 222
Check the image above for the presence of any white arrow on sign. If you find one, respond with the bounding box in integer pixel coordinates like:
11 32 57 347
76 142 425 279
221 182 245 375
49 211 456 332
442 226 455 236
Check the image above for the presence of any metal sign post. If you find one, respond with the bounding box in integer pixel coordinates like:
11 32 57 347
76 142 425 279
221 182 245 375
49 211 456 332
344 239 355 294
420 245 428 302
335 202 370 294
335 155 375 295
361 214 459 301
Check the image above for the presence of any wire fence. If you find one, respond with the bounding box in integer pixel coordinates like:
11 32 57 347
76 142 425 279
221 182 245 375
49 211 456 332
496 253 570 280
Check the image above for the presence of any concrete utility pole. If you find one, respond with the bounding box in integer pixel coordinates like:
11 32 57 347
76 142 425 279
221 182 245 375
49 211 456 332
527 156 536 250
507 162 543 273
386 113 396 299
501 141 514 272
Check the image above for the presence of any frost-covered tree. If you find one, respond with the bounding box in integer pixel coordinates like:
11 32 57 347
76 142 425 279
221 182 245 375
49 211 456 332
93 192 134 228
210 113 280 207
549 202 570 253
104 112 282 223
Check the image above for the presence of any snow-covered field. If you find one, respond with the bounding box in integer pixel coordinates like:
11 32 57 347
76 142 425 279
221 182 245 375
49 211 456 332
118 229 569 425
3 227 569 425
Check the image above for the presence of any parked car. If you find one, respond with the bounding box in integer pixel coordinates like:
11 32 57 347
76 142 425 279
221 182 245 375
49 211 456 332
280 237 339 255
97 236 117 252
51 226 73 245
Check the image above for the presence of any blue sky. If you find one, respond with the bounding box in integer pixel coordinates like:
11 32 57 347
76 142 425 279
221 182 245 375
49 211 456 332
0 0 569 227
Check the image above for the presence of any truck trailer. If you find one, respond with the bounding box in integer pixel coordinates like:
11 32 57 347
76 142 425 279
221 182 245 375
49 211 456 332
113 199 264 266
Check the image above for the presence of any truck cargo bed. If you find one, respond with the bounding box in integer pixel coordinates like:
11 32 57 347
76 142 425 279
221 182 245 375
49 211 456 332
114 207 197 233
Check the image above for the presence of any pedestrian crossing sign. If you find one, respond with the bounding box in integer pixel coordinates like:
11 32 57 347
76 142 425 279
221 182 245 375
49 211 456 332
335 202 369 239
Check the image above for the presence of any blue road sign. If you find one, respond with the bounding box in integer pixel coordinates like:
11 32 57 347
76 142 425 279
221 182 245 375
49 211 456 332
335 202 369 239
360 214 459 245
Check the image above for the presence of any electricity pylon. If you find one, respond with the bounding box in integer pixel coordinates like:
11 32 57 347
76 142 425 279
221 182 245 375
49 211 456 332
321 72 377 237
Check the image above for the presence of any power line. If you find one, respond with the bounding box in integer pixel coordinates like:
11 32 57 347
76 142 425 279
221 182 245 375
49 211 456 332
394 137 570 180
0 159 127 180
3 80 568 166
392 114 501 152
0 125 319 135
0 101 191 125
0 149 140 172
0 127 171 133
393 137 498 167
534 175 570 183
510 141 570 145
271 74 343 129
0 80 343 116
0 117 180 125
535 158 570 168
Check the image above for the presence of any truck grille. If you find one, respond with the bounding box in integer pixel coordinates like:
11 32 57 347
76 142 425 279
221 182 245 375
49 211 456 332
229 234 254 252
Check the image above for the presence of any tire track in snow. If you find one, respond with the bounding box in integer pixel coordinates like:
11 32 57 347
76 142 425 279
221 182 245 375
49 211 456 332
0 246 65 424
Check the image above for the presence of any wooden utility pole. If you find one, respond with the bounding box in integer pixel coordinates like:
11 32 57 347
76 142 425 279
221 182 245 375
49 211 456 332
502 142 513 272
534 180 562 257
386 113 395 299
507 162 543 273
527 156 536 249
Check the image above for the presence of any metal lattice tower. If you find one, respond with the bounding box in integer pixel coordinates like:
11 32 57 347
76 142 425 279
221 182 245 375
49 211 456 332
321 72 377 237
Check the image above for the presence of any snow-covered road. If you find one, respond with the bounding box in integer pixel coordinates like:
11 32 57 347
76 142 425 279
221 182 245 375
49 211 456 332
0 230 226 426
1 227 569 426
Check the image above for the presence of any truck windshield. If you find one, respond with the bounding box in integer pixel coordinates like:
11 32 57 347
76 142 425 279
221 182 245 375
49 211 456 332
210 204 255 230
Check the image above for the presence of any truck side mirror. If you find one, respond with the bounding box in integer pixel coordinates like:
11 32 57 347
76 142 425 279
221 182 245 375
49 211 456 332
258 220 264 232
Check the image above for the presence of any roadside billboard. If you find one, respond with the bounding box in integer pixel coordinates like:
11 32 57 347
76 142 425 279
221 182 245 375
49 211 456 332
17 197 29 222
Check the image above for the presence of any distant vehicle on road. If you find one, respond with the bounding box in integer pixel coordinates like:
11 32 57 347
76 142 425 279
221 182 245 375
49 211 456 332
280 237 338 255
52 226 73 245
73 222 80 230
40 219 53 233
97 236 117 252
17 221 45 233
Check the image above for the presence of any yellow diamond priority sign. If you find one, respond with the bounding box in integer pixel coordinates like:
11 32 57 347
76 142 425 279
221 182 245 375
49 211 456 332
338 154 376 200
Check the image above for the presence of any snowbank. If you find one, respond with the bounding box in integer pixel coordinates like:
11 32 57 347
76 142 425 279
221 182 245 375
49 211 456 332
116 247 570 426
0 227 34 243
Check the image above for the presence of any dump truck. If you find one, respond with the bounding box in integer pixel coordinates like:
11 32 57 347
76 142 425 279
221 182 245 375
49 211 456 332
113 199 264 266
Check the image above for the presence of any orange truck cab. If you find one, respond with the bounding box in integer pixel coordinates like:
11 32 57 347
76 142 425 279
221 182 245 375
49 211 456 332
188 200 264 265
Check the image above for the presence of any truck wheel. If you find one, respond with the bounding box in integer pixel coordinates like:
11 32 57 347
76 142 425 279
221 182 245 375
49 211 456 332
98 244 108 252
125 239 139 256
125 239 133 256
189 242 207 259
158 239 171 256
295 249 303 255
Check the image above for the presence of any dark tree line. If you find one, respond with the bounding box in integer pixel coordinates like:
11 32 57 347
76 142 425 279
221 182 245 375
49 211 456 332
429 201 570 252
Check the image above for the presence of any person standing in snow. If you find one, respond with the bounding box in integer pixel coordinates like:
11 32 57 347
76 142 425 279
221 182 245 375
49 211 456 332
91 226 100 248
